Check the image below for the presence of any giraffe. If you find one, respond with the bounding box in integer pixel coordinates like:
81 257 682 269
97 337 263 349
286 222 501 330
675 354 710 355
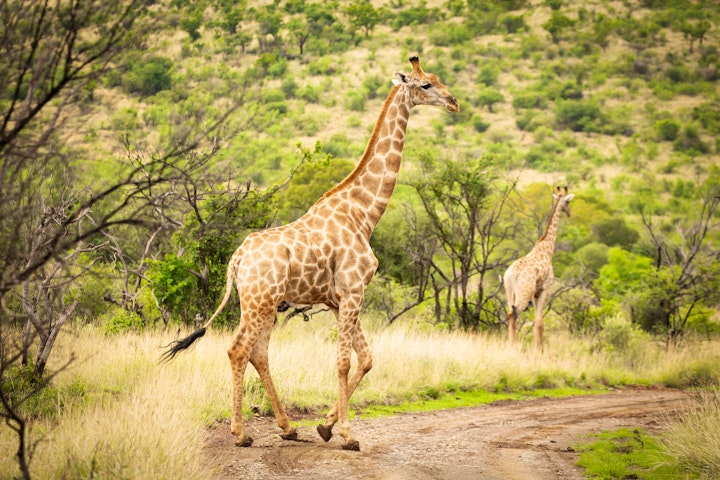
503 186 574 352
162 57 459 451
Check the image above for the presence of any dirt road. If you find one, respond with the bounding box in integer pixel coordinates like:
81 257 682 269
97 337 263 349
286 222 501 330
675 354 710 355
206 388 690 480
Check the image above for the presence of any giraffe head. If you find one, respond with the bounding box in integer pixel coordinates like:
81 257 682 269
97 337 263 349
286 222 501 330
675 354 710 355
393 56 460 112
553 186 575 217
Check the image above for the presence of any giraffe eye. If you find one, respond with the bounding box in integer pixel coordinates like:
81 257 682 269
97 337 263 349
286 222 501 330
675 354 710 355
421 83 432 90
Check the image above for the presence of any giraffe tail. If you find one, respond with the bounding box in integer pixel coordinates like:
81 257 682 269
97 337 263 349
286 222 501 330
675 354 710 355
160 256 238 362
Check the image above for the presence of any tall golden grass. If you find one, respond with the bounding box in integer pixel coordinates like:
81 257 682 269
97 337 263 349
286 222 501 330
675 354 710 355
1 314 718 479
660 387 720 477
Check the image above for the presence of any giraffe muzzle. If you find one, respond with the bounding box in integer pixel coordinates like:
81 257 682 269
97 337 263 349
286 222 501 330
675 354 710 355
445 97 460 112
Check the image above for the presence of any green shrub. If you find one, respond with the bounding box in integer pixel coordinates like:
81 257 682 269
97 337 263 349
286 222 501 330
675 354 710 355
501 14 526 33
307 57 337 75
471 113 490 132
691 102 720 134
298 85 320 103
512 91 547 110
345 90 367 112
429 22 471 45
390 4 442 30
110 108 139 131
591 218 639 249
555 99 604 133
122 56 173 97
104 310 145 335
655 118 680 141
673 125 709 155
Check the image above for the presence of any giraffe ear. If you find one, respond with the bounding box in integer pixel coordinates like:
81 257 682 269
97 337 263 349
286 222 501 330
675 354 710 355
393 72 408 85
565 194 575 202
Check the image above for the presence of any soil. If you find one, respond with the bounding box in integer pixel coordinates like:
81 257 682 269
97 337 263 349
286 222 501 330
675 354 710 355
206 388 691 480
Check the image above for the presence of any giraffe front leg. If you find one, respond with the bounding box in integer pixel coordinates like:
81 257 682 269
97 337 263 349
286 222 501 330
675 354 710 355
317 322 372 444
335 340 359 451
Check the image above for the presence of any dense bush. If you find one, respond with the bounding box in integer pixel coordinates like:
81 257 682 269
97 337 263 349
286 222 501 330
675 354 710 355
655 119 681 141
555 99 605 133
121 56 174 97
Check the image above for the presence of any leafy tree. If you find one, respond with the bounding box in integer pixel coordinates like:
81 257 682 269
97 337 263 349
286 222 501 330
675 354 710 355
477 87 504 112
287 16 311 55
410 152 515 330
636 176 720 348
345 0 380 38
542 10 575 43
0 1 201 478
591 218 640 249
595 247 654 300
254 6 283 51
180 10 203 41
679 18 711 53
0 1 259 476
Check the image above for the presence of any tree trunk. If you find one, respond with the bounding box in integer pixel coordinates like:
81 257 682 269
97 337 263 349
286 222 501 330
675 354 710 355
34 300 77 377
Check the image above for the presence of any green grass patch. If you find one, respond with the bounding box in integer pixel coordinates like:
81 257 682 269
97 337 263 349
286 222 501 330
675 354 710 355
290 387 607 427
357 387 607 418
574 428 694 479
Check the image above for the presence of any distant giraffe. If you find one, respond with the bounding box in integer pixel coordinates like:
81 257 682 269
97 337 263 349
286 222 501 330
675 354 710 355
503 186 574 352
163 57 459 451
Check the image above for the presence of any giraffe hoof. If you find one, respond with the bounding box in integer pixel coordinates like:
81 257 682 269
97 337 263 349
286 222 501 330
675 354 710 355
281 429 298 441
235 435 253 448
317 424 333 442
341 440 360 451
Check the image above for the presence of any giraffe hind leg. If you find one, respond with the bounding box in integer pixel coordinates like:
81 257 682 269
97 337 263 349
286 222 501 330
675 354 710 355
226 308 276 448
249 315 297 441
508 305 518 345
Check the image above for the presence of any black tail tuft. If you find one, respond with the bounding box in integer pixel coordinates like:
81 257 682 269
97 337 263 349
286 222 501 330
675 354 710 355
160 327 207 363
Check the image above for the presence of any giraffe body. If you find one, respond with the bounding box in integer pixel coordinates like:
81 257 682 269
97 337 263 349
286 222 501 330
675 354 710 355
163 57 458 450
503 187 574 352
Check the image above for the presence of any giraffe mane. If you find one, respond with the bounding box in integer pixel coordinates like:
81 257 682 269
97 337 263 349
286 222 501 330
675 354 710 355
316 83 402 202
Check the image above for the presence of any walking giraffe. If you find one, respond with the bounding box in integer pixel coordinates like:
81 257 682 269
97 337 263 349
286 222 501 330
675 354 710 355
163 57 459 451
503 186 574 352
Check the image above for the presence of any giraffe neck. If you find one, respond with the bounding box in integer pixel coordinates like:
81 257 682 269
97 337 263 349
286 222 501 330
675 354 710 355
534 198 563 256
313 84 412 238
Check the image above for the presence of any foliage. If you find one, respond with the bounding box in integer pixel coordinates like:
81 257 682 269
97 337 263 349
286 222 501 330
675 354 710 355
345 0 380 38
121 55 174 97
655 118 681 141
555 99 606 133
103 309 146 335
410 152 510 330
590 218 639 249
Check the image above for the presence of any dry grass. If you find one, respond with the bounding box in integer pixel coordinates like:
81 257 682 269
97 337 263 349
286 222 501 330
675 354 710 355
660 387 720 477
1 316 719 479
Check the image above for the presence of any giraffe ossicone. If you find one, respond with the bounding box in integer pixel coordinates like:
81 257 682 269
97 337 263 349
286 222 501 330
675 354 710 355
162 56 459 451
503 186 574 352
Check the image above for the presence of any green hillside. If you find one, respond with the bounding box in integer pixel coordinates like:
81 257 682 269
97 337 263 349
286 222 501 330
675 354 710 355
78 0 719 190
